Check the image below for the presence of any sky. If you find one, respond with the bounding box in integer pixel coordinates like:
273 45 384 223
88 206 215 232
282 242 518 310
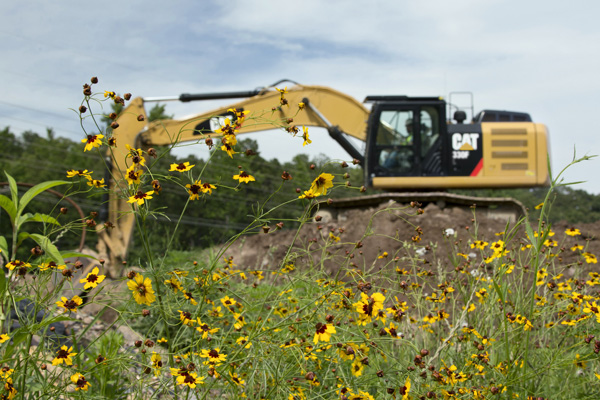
1 0 599 194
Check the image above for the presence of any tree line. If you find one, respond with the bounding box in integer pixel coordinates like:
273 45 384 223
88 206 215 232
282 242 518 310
1 124 598 260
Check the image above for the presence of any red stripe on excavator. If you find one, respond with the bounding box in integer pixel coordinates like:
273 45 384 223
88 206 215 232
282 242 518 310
470 159 483 176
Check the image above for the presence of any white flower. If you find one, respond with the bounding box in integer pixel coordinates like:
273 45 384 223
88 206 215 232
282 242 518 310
416 247 427 256
444 228 455 237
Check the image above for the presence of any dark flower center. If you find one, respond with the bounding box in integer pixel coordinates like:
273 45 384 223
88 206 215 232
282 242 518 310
65 300 77 310
315 323 326 334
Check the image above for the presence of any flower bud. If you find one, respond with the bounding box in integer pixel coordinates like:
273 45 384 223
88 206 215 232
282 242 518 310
90 77 99 84
124 93 132 101
281 171 292 180
79 105 87 114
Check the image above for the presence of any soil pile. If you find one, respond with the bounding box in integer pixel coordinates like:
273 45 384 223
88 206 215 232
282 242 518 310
224 200 600 275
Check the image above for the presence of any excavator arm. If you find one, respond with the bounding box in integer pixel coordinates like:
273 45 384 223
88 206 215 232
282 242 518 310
97 83 370 275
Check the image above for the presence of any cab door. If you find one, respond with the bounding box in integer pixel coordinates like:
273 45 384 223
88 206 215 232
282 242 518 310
366 102 445 181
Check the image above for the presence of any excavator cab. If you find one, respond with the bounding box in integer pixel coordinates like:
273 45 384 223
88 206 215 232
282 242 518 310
366 96 446 182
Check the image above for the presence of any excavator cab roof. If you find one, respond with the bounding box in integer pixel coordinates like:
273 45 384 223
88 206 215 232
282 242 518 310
364 95 444 103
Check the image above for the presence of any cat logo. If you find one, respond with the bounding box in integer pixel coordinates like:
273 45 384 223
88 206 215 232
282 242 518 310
451 133 479 151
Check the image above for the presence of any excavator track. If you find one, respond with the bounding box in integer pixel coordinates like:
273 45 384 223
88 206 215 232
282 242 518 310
316 192 526 223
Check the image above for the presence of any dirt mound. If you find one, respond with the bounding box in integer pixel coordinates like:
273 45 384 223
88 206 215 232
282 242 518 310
225 201 600 274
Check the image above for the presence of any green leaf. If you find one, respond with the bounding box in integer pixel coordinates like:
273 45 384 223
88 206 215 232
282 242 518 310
0 236 7 261
24 233 64 265
34 315 73 331
16 232 29 248
491 279 505 304
61 252 97 260
17 180 69 215
0 238 6 291
0 269 6 294
18 213 61 227
4 172 18 210
525 220 537 249
8 329 28 348
0 195 16 225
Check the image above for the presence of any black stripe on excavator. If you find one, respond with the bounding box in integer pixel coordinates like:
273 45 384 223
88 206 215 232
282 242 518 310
192 111 240 136
327 126 364 165
180 91 261 102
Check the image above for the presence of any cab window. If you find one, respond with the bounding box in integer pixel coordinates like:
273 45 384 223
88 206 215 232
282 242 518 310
376 110 415 173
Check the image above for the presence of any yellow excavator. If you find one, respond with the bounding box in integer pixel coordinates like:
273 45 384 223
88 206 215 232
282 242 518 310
98 80 549 273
